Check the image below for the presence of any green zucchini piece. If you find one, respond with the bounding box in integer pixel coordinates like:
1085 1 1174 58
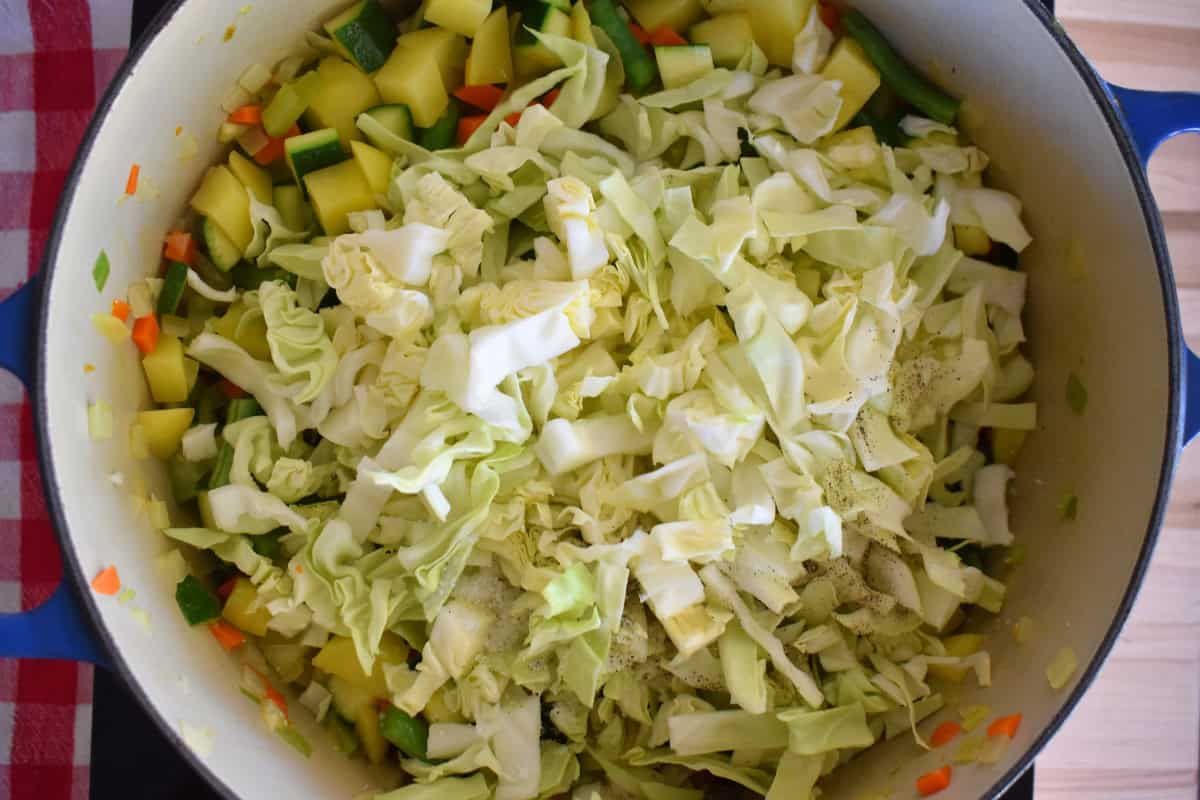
285 128 347 191
175 575 221 626
262 71 320 137
514 1 572 77
362 104 414 148
202 217 242 272
324 0 398 73
157 261 189 316
417 100 460 151
588 0 657 91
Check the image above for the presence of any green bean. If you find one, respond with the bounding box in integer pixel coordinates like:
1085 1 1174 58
207 398 263 490
379 705 428 759
842 10 960 126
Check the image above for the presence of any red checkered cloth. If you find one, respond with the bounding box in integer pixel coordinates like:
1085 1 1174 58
1 1 131 797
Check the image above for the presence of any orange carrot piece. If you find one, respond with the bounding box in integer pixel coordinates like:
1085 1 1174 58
208 620 247 651
930 720 962 748
248 665 289 719
916 765 952 797
628 21 650 45
504 110 522 127
216 576 239 600
124 164 140 196
649 26 687 46
218 378 248 399
818 2 840 33
163 231 197 265
541 88 561 107
453 84 505 111
91 566 121 595
251 124 299 166
987 713 1022 739
131 314 160 355
457 114 489 146
111 299 131 322
227 104 263 125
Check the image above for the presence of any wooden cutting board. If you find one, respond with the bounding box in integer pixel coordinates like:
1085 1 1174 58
1036 2 1200 797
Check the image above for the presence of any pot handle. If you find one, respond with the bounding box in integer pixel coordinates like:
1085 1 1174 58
1108 84 1200 444
0 278 107 664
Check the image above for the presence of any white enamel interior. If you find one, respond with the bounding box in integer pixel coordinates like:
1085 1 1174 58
36 0 1175 798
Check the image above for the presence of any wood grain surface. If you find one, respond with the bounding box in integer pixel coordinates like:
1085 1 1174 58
1036 2 1200 797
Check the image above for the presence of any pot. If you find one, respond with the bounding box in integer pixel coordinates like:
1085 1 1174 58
0 0 1196 797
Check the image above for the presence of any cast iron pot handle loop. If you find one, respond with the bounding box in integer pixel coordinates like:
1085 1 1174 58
1107 85 1200 444
0 277 107 664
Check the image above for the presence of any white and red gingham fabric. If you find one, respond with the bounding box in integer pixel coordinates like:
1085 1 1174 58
0 1 131 797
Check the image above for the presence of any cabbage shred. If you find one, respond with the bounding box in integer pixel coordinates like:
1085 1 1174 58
149 11 1039 799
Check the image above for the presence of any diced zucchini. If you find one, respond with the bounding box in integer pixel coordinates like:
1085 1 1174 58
626 0 705 35
222 577 272 637
513 1 572 78
190 166 252 255
396 27 469 90
313 634 409 697
655 44 714 89
820 38 882 133
324 0 398 73
424 0 491 37
227 151 273 205
991 428 1028 466
465 6 513 85
417 101 461 151
157 262 188 317
285 128 347 189
688 13 753 68
745 0 814 66
262 71 320 138
304 160 378 235
202 217 243 273
569 2 596 46
374 44 451 127
142 335 191 403
211 302 272 361
356 705 388 765
304 57 382 148
955 224 991 256
350 140 394 195
136 408 195 460
273 185 312 232
361 104 415 148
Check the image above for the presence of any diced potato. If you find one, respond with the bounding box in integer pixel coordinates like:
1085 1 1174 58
374 45 451 127
137 408 195 460
350 141 394 196
211 302 271 362
227 151 273 204
465 6 513 86
955 224 992 256
424 0 491 37
991 428 1028 466
745 0 814 66
626 0 706 34
304 56 381 149
820 38 882 133
305 160 377 236
142 335 190 403
395 27 469 92
355 705 388 764
222 577 272 637
190 166 252 254
688 13 753 68
927 633 985 683
312 634 410 697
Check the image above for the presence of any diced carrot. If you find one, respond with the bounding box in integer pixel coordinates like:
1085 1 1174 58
227 104 263 125
930 720 962 748
818 1 840 33
457 114 489 146
628 21 650 45
91 566 121 596
111 299 131 322
541 88 561 107
987 713 1022 739
131 314 160 355
249 666 289 720
916 765 952 797
218 378 248 399
505 111 522 127
216 576 239 600
124 164 140 196
453 84 505 111
163 231 197 265
252 124 300 166
649 26 687 47
208 620 247 651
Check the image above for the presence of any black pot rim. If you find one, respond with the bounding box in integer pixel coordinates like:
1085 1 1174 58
30 1 1182 799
